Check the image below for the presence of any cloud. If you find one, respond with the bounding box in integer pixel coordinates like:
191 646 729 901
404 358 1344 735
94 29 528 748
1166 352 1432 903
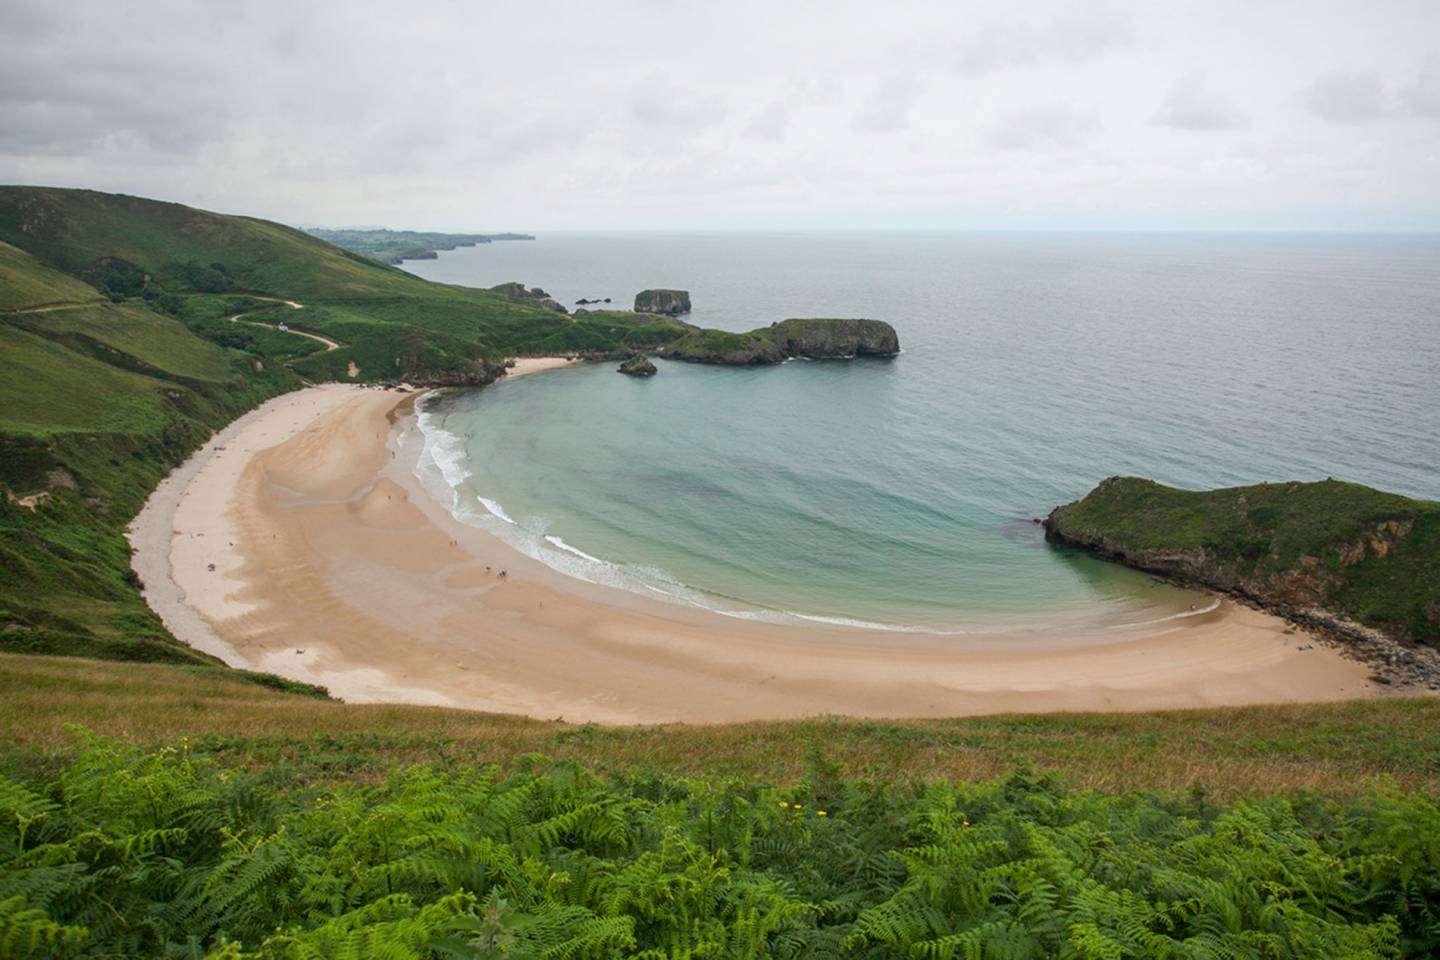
1399 63 1440 119
743 101 790 141
851 77 921 134
628 73 728 131
954 14 1132 75
990 105 1098 150
1303 71 1386 124
0 0 1437 231
1151 75 1248 131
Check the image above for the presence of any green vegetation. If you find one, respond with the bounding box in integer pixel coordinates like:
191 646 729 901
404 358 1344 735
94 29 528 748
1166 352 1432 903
0 186 702 665
308 227 533 265
1046 477 1440 645
1 726 1436 958
0 241 102 311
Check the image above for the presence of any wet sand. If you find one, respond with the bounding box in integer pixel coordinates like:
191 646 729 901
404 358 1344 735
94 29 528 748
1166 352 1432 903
128 365 1379 723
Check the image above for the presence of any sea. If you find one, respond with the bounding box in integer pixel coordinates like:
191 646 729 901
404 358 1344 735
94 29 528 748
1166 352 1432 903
402 232 1440 631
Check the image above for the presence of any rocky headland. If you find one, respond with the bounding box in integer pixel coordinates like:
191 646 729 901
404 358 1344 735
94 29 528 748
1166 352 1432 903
490 281 568 314
658 318 899 365
1045 476 1440 689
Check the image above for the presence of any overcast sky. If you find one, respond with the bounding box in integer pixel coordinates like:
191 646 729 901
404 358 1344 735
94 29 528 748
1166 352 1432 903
2 0 1438 231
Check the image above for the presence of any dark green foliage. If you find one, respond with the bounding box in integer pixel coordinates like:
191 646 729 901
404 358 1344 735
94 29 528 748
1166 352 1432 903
1 732 1436 958
1047 477 1440 645
78 257 147 299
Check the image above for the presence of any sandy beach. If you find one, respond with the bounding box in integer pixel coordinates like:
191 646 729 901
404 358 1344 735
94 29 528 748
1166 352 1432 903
128 361 1380 723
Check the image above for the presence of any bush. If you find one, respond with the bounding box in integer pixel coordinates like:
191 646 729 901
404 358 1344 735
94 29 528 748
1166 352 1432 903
1 731 1435 958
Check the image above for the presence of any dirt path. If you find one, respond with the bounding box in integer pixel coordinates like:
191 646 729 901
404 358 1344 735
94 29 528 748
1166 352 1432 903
7 299 107 314
227 299 340 352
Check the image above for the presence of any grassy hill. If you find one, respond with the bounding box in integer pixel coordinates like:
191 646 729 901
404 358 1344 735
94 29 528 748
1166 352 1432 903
1045 477 1440 648
0 185 690 669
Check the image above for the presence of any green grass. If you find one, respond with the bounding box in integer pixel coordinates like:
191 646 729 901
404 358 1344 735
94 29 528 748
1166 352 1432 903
0 325 178 436
0 241 101 310
8 302 235 382
3 653 1438 800
1048 477 1440 644
1 723 1436 958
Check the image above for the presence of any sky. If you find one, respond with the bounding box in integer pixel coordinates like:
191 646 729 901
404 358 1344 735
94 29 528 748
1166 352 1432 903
1 0 1438 231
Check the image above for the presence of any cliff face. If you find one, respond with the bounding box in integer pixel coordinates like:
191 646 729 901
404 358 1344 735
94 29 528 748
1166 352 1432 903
767 318 900 358
1044 476 1440 683
658 318 899 366
634 289 691 315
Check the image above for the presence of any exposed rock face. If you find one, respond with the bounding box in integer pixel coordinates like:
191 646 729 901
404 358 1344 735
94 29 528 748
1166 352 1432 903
617 355 657 377
768 318 899 359
490 281 568 314
657 318 900 366
1043 476 1440 689
634 289 691 315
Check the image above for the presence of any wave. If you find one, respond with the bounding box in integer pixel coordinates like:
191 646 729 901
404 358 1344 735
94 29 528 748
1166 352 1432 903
413 399 472 490
1120 596 1222 627
478 496 517 525
544 534 603 564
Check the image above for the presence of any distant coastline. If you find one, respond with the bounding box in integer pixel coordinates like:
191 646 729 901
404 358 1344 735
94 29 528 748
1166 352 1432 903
307 227 534 265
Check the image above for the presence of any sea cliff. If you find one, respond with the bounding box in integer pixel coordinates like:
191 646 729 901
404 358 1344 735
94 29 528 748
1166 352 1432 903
1045 476 1440 687
658 317 899 365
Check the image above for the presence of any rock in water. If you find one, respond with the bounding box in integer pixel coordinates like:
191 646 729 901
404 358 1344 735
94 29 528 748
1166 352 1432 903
634 289 692 315
618 355 658 377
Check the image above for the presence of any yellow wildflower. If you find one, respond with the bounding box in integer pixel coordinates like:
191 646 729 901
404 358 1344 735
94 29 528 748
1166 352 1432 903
778 802 788 808
817 811 828 817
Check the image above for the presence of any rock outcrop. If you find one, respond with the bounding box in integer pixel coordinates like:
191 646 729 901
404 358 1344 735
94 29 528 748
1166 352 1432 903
490 281 568 314
617 355 657 377
634 289 691 315
1044 476 1440 688
657 318 899 366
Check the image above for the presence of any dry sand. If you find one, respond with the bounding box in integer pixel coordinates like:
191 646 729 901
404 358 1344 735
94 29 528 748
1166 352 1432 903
128 362 1380 723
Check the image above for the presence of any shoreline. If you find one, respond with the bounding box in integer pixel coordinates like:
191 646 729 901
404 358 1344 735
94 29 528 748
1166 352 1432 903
128 370 1383 724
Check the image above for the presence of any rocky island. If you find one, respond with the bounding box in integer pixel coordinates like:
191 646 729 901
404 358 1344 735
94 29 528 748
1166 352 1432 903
1045 476 1440 687
658 317 900 365
617 355 657 376
634 288 691 315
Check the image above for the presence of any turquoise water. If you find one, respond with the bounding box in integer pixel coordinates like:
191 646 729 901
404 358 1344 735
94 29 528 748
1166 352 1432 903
407 233 1440 629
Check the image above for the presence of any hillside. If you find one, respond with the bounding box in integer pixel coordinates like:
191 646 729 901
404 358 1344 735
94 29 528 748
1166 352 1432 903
0 186 690 668
1045 477 1440 654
